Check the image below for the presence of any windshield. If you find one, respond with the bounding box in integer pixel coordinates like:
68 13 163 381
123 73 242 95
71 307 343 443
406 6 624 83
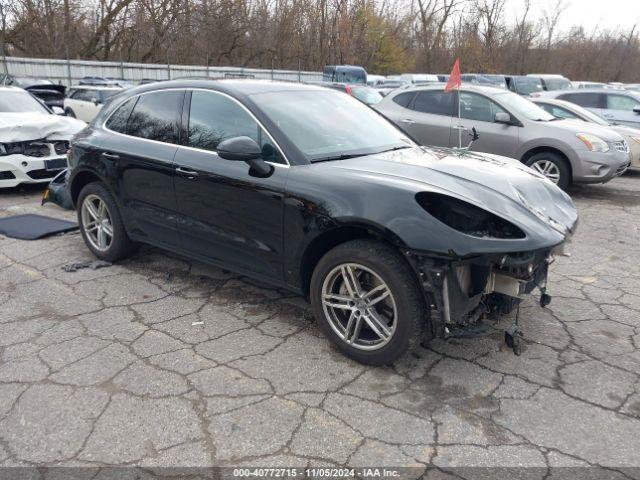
483 75 507 88
544 78 572 90
494 91 555 121
0 90 50 113
251 90 413 161
16 77 54 87
513 77 543 95
350 86 383 105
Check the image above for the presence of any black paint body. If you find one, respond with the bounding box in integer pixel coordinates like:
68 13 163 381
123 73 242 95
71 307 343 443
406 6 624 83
66 80 578 299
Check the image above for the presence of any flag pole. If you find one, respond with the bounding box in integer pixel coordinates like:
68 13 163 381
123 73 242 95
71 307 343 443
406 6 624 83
457 88 462 148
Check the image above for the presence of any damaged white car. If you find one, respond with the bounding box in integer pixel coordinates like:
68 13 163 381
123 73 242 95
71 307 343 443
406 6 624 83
0 86 86 188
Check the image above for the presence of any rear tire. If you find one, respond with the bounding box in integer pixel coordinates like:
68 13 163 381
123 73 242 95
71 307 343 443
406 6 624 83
310 239 426 365
77 182 136 262
524 152 571 190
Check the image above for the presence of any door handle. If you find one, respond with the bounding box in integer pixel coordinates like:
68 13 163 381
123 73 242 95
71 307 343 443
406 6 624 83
400 118 416 125
175 166 199 178
101 152 119 160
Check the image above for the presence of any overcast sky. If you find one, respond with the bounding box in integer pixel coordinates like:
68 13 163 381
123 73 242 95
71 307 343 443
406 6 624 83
505 0 640 33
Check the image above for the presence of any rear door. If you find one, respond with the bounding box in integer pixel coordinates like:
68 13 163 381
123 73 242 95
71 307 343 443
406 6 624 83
382 90 453 147
99 90 185 248
604 93 640 128
454 91 518 157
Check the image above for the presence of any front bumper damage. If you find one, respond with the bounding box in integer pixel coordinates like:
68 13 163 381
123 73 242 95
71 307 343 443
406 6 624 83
405 244 564 353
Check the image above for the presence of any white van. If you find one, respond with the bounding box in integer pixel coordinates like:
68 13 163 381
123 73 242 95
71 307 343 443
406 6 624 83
400 74 439 85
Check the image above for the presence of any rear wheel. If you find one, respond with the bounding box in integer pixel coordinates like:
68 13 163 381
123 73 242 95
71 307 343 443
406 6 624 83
525 152 571 190
310 239 425 365
77 182 136 262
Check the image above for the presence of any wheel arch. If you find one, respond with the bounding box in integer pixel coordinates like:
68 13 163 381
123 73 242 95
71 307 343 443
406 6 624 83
520 146 573 179
69 169 108 208
298 221 410 297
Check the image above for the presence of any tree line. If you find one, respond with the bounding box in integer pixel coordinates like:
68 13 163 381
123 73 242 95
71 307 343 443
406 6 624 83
1 0 639 82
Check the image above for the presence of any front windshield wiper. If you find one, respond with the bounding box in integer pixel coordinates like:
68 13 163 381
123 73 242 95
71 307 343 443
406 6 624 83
311 153 370 163
375 145 413 154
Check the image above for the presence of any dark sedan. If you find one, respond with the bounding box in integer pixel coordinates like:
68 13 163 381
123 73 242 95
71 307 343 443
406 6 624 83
59 80 577 365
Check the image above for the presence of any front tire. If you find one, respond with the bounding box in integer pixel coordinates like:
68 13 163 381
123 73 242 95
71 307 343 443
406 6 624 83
310 239 425 365
65 108 76 118
77 182 135 262
524 152 571 190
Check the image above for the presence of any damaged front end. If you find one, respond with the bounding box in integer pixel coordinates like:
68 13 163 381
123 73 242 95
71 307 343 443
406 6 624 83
407 247 557 338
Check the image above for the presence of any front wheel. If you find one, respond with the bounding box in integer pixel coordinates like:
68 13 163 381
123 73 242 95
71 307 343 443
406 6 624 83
310 239 426 365
77 182 136 262
65 108 76 118
524 152 571 190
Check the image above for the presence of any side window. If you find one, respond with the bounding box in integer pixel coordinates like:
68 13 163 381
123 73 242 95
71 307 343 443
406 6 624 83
607 94 640 111
71 89 87 100
412 91 454 116
188 91 259 151
188 91 284 164
392 92 415 108
559 92 603 108
127 90 183 143
459 92 508 122
105 97 137 134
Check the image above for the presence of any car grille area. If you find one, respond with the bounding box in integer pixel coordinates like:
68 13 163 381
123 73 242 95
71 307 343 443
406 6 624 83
613 140 629 153
1 140 69 158
26 169 59 180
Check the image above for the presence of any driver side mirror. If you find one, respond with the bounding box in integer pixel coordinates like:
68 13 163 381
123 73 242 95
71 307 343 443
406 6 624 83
633 106 640 114
217 136 273 177
494 112 512 124
91 97 100 106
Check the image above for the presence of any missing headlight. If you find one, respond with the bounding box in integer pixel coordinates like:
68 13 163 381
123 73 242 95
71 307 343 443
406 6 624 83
416 192 525 239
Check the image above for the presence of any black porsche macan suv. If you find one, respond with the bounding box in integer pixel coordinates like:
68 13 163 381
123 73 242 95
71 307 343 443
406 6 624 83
62 80 578 365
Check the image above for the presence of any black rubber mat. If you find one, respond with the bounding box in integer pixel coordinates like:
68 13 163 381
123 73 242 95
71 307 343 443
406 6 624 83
0 214 78 240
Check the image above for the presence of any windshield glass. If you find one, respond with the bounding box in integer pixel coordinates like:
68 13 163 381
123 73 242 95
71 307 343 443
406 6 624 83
251 90 413 161
350 86 383 105
0 90 50 113
494 91 555 121
513 77 543 95
544 78 572 90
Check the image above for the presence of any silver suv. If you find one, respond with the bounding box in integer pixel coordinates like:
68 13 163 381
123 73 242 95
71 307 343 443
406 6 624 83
375 85 631 190
533 89 640 129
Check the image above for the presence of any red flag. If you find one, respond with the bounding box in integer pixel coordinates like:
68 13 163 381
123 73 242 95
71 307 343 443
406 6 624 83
445 58 461 93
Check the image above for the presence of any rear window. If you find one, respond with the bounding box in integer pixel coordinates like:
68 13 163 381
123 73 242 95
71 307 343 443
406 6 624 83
105 97 137 133
392 92 415 108
558 92 604 109
412 91 454 116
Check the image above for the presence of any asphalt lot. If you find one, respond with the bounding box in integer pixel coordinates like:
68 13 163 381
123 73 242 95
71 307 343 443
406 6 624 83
0 174 639 478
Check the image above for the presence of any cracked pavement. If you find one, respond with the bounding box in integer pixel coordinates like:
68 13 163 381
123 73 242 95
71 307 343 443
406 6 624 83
0 174 639 479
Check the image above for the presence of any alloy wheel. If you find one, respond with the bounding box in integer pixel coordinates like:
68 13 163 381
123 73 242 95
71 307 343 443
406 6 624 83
81 194 114 252
321 263 397 351
531 159 561 184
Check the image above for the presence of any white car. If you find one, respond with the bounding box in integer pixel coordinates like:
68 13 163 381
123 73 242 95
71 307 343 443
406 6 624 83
64 86 122 122
0 86 86 188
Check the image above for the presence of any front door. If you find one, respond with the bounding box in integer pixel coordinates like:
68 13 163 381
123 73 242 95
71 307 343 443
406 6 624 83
605 93 640 128
173 90 288 280
454 91 518 157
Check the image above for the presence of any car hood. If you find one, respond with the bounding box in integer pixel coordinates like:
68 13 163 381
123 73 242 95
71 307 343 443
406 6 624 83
535 118 624 142
0 113 86 142
325 146 578 239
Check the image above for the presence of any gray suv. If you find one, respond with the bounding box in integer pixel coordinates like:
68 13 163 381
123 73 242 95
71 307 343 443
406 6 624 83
375 85 631 189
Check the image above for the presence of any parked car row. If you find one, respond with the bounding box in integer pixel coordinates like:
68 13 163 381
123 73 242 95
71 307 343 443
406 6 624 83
374 84 634 189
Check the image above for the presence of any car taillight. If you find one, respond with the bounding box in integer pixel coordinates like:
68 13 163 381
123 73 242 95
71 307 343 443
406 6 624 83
345 85 352 96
